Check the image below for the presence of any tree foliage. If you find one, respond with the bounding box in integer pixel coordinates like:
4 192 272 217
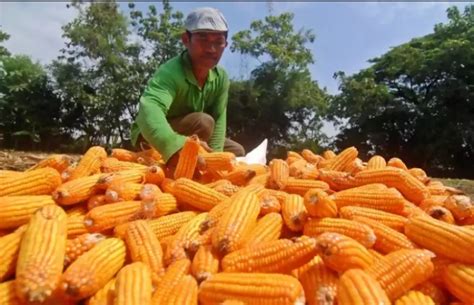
229 13 328 157
330 5 474 177
0 55 64 149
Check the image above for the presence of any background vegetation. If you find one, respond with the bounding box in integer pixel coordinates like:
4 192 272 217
0 1 472 178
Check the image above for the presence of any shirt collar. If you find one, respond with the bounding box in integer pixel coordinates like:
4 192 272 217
181 50 219 88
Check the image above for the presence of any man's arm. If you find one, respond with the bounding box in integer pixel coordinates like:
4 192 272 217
208 75 230 151
136 71 186 162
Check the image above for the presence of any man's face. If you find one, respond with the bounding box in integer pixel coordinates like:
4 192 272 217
182 31 228 70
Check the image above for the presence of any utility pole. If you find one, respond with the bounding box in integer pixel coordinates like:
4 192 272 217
266 0 274 16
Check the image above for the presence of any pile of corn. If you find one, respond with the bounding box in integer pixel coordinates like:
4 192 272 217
0 138 473 305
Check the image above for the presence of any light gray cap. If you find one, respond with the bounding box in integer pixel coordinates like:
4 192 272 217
185 7 228 33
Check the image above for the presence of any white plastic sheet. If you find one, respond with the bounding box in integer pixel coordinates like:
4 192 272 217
235 139 268 165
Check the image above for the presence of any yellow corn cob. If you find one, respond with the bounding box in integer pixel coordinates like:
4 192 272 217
0 281 21 305
111 148 138 162
395 291 435 305
15 205 67 304
430 256 453 286
354 168 429 204
67 214 88 237
324 146 358 171
330 184 406 214
87 194 108 210
64 233 106 266
0 195 56 229
144 165 165 185
0 226 26 281
199 199 232 232
316 232 373 273
299 163 320 180
282 194 308 232
401 201 426 218
60 238 126 300
198 272 305 305
105 181 143 203
268 159 290 190
139 183 162 201
96 169 147 190
337 269 391 305
114 262 152 305
368 249 385 261
289 159 309 177
413 282 448 305
212 181 240 197
220 300 246 305
61 164 76 182
339 206 408 232
27 154 71 173
84 201 141 232
69 146 107 180
160 178 175 193
408 167 429 184
191 245 220 283
426 180 447 195
366 249 435 300
404 215 474 263
247 173 270 186
125 220 164 276
174 135 201 179
387 157 409 170
151 259 191 304
419 195 448 211
87 277 115 305
165 212 210 265
288 150 305 160
65 205 87 217
165 274 198 305
444 195 472 221
200 152 237 172
303 217 376 248
301 149 324 165
53 174 103 206
425 206 455 224
172 178 228 211
0 168 62 197
444 263 474 304
258 193 282 215
100 157 148 173
303 188 338 218
283 177 330 196
297 256 338 305
243 212 282 248
140 193 178 219
367 155 387 170
222 236 317 273
148 211 197 240
239 163 268 176
221 167 257 186
318 170 358 191
344 157 366 175
212 191 260 255
353 216 415 253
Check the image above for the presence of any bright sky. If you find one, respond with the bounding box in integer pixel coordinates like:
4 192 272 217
1 1 468 95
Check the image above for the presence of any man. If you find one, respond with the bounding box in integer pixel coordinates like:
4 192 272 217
130 7 245 165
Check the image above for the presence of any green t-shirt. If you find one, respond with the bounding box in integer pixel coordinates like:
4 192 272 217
130 51 230 162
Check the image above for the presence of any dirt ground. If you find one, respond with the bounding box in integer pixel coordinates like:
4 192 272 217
1 149 473 200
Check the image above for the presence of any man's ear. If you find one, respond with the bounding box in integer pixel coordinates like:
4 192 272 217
181 32 190 47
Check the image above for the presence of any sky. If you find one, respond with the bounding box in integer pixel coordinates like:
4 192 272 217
1 1 469 95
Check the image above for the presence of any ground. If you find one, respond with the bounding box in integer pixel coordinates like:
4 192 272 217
1 149 473 200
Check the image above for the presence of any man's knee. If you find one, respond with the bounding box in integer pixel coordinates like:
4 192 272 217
189 112 215 141
233 143 245 157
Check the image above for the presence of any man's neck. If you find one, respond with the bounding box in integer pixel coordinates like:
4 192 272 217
192 66 209 88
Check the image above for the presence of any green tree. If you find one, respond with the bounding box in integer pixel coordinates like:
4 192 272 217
229 13 328 157
330 5 474 178
0 28 10 57
51 0 185 151
0 55 64 150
